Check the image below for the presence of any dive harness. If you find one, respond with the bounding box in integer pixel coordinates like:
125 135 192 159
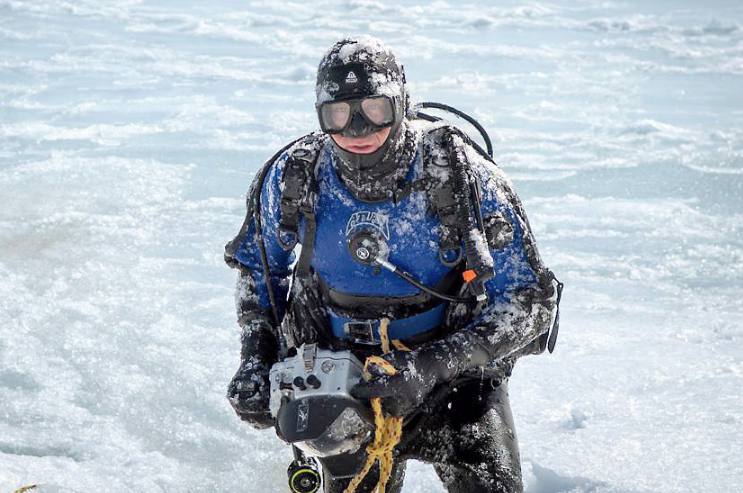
224 100 564 351
224 103 503 328
275 114 496 304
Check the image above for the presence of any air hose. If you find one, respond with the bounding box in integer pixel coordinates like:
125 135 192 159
373 257 471 304
414 101 494 160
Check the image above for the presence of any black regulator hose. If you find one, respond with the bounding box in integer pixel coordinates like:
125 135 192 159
348 229 474 303
394 269 471 304
414 101 494 159
373 257 472 303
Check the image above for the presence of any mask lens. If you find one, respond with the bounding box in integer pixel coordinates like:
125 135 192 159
360 97 394 126
321 101 351 131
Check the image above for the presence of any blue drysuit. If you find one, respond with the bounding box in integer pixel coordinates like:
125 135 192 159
231 128 555 353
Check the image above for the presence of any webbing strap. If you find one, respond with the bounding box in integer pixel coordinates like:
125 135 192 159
277 154 311 251
276 138 324 277
295 201 317 279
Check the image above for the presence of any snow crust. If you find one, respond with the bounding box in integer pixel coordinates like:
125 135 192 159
315 34 404 104
1 1 742 492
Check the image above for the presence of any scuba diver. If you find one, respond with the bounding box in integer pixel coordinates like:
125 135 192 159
224 35 562 493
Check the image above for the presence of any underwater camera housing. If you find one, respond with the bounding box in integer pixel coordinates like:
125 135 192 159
269 344 375 478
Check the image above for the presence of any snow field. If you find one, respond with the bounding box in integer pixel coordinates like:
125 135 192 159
1 0 742 492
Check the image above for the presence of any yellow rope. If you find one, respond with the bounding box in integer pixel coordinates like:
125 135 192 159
344 318 408 493
391 340 410 352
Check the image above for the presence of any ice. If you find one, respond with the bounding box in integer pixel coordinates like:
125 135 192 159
2 0 742 492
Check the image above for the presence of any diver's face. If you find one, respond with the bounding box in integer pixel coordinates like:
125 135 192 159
330 127 391 154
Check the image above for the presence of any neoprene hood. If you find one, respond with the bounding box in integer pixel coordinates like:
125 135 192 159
315 36 410 180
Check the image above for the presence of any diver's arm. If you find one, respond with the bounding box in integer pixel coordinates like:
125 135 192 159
415 162 559 378
225 154 296 328
351 163 559 416
399 281 557 385
225 153 295 428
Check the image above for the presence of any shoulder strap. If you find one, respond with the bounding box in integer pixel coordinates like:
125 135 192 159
276 133 328 278
415 124 465 267
224 136 306 268
415 124 495 300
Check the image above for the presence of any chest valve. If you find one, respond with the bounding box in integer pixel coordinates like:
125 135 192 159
347 229 388 269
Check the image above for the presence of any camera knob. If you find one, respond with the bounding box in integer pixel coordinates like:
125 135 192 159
306 375 321 389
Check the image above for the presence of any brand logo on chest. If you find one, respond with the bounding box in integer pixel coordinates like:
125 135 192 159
345 211 390 240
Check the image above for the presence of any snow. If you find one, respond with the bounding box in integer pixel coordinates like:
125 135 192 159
2 1 743 492
316 35 404 104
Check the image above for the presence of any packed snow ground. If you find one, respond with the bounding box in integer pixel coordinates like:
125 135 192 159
1 1 742 492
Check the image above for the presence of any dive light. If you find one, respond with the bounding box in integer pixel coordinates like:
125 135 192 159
287 455 321 493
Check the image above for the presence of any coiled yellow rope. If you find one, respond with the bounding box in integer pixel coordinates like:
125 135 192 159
344 318 409 493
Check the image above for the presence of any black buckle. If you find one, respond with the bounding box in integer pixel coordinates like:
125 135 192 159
277 226 299 251
343 320 378 345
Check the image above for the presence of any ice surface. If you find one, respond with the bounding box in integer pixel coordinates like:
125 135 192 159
1 0 742 492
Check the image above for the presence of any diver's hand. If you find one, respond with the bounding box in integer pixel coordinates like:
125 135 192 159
227 318 278 429
227 358 275 428
350 350 440 418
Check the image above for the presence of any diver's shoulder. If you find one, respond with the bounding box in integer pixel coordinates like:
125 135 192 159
414 120 515 194
262 131 329 181
279 131 329 163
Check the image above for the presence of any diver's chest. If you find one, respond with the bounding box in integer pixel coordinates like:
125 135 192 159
309 190 445 288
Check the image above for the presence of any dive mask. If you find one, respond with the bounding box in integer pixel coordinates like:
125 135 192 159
317 95 395 137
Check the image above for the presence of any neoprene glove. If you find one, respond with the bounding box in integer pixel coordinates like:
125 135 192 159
350 326 501 418
351 281 560 419
227 318 279 429
350 348 449 418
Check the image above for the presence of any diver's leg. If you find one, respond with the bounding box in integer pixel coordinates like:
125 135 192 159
435 381 522 493
322 460 406 493
400 380 522 493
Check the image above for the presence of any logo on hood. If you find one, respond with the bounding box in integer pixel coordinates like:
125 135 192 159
345 70 358 85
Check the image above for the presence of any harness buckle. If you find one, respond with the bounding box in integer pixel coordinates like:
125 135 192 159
343 320 378 345
302 343 317 373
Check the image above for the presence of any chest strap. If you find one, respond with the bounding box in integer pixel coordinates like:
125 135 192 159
316 265 463 320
